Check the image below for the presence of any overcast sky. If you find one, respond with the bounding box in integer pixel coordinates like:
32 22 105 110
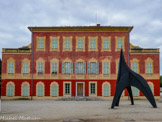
0 0 162 74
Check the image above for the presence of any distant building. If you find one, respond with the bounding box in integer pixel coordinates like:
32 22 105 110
1 25 160 100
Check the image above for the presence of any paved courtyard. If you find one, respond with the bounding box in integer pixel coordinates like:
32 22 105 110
1 99 162 121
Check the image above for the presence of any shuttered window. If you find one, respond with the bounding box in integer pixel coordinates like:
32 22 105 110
132 62 138 73
52 38 58 49
23 62 29 74
90 39 96 49
7 86 13 97
62 62 73 74
8 62 14 74
117 38 123 49
75 62 86 74
78 38 83 49
65 38 70 49
38 38 44 49
52 62 57 74
23 86 29 96
52 86 57 97
104 62 109 74
146 62 152 74
38 62 43 74
103 39 109 49
38 86 43 97
88 62 99 74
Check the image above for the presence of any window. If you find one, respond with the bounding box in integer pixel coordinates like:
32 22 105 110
38 62 43 74
117 38 123 49
65 62 70 74
148 82 154 95
62 62 73 74
65 38 70 49
7 86 14 97
38 86 43 97
116 61 119 73
132 86 138 96
38 38 44 49
23 86 29 96
51 86 57 97
132 62 138 73
103 62 109 75
8 62 14 74
52 62 57 74
103 39 109 49
104 86 110 97
146 62 152 74
102 82 111 97
52 38 58 49
23 62 29 74
90 83 96 94
88 62 99 74
65 83 70 94
78 38 83 49
90 39 96 49
75 62 86 74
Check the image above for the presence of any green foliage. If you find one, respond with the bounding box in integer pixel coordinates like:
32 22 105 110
160 76 162 87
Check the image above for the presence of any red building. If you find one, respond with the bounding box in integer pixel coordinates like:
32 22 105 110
1 25 160 100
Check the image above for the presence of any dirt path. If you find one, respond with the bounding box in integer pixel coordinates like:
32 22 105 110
1 100 162 121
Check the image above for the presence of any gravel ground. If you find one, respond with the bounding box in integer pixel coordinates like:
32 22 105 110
1 100 162 122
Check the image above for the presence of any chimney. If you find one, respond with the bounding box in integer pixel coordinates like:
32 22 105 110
97 24 100 27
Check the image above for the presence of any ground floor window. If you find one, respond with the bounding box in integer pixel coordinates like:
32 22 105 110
23 86 29 96
7 86 14 97
6 82 15 97
36 82 44 97
132 86 139 96
52 86 57 97
65 83 70 94
90 83 96 94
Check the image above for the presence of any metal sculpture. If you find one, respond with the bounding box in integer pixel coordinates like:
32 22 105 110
111 49 157 109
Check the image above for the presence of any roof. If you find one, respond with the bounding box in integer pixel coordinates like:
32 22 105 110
28 25 133 32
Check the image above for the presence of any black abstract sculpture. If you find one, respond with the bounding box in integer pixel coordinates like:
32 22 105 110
111 49 157 109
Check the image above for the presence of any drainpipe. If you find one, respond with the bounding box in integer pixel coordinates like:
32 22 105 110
31 32 34 100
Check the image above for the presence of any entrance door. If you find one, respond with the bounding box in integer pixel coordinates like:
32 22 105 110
77 83 83 96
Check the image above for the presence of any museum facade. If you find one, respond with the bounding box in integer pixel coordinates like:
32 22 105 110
1 25 160 99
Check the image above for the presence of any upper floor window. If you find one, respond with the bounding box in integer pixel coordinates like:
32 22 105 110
75 62 86 74
51 62 57 74
52 38 58 49
90 39 96 49
117 38 123 49
88 37 98 51
38 38 44 49
146 62 152 74
38 62 44 74
116 61 119 74
132 62 138 73
78 38 83 49
65 38 70 49
115 36 125 51
23 62 29 74
88 62 99 74
8 62 14 74
103 62 109 75
36 36 46 51
62 62 73 74
103 39 109 49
